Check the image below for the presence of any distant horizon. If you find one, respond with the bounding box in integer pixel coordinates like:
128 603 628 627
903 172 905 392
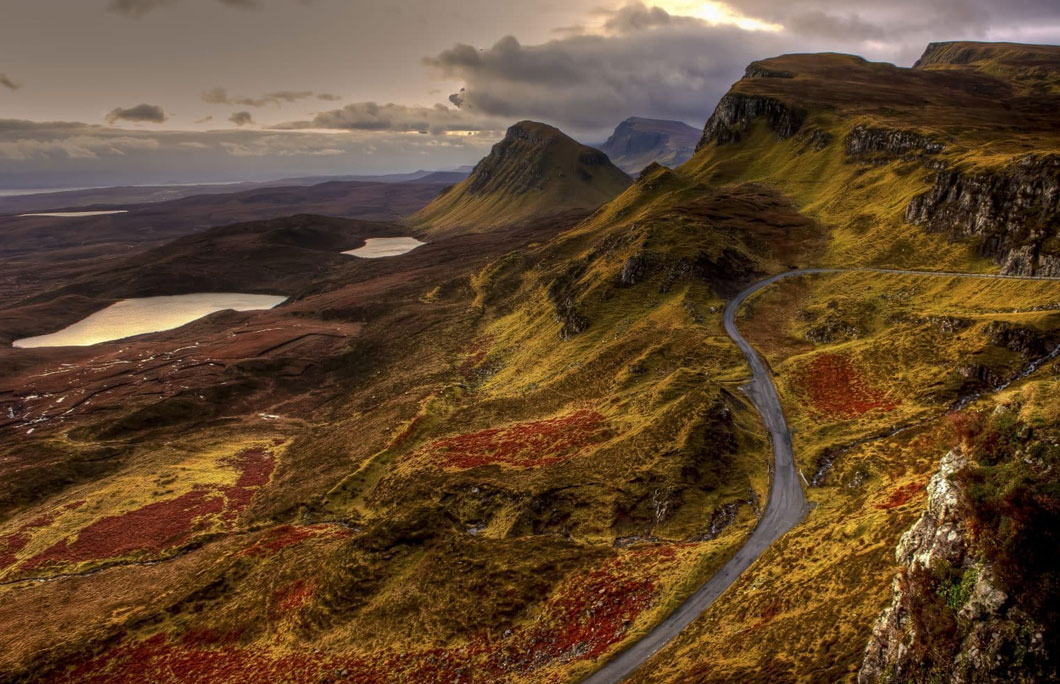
0 164 479 195
0 114 704 192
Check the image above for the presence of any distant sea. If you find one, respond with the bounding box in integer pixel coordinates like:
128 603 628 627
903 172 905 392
0 187 98 197
0 181 247 198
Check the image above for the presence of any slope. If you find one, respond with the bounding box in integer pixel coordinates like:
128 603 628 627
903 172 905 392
410 121 632 234
680 43 1060 274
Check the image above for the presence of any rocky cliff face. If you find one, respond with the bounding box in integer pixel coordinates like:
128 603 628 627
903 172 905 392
858 449 1052 683
905 154 1060 275
845 125 946 161
697 92 806 149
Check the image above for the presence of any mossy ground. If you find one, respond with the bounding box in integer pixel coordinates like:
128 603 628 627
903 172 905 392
626 271 1060 683
0 176 802 683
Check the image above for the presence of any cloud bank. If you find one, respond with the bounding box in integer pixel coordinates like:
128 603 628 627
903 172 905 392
422 0 1060 135
229 111 255 126
202 87 334 108
108 0 264 18
0 118 496 188
105 103 168 124
274 101 506 135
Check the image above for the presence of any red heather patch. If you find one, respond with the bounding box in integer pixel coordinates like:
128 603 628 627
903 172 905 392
0 532 29 570
480 544 682 676
21 489 225 571
460 335 494 379
528 545 677 659
423 409 608 469
876 481 926 510
796 353 896 418
221 448 276 521
239 524 350 558
273 578 317 614
45 635 387 684
0 512 55 569
42 546 687 684
21 448 275 570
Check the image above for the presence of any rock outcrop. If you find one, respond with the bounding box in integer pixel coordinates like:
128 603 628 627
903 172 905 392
905 154 1060 275
859 450 1051 683
697 93 806 149
844 124 945 161
743 61 795 79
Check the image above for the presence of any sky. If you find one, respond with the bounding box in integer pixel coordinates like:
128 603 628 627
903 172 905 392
2 0 1059 188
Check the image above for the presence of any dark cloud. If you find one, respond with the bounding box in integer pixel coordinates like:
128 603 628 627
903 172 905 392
195 115 214 124
601 3 678 32
425 12 783 134
203 87 320 107
316 93 342 101
229 111 255 126
265 90 314 103
0 74 20 91
421 0 1060 135
274 101 503 135
108 0 262 18
105 103 168 124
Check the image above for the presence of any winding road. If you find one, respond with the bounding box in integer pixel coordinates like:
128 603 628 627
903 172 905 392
581 267 1060 684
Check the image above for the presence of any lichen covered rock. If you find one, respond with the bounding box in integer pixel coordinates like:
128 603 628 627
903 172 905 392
859 450 1054 683
905 154 1060 275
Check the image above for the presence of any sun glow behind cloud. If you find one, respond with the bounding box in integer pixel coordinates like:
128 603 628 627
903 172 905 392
653 1 782 32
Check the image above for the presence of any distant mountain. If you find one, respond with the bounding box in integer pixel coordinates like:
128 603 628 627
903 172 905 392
0 170 471 215
410 120 631 233
597 117 700 173
405 170 470 185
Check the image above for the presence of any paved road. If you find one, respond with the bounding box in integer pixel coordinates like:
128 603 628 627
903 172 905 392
580 267 1060 684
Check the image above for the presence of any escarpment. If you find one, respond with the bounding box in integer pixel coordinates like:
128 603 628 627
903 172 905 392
844 125 946 161
906 155 1060 275
697 92 807 149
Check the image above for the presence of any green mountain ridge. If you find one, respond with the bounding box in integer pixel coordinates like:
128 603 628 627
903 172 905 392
410 120 632 234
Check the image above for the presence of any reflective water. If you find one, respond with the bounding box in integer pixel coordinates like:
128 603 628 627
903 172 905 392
18 211 129 218
343 237 425 258
13 293 286 348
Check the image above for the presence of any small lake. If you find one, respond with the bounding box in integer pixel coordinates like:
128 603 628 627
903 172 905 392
12 293 286 348
17 210 129 218
343 237 425 258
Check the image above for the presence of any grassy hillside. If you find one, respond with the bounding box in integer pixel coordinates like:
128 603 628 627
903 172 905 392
410 121 632 234
626 270 1060 683
1 41 1059 684
682 46 1060 273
